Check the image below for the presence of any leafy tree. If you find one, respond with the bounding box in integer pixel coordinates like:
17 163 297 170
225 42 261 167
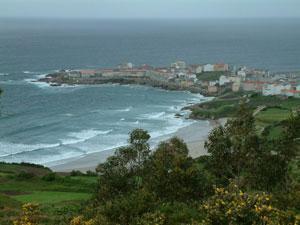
205 101 299 192
146 137 213 201
206 100 260 186
95 129 151 201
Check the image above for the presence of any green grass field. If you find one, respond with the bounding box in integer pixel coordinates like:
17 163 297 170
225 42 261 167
12 191 91 204
0 162 98 225
189 94 300 139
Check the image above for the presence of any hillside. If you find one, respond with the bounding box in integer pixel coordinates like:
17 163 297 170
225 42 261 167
0 162 97 225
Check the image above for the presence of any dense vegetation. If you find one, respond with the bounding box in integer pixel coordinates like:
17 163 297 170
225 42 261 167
0 163 97 225
1 95 299 224
66 102 298 225
189 93 300 138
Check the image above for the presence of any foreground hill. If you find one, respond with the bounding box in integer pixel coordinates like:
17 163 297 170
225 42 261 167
0 162 97 225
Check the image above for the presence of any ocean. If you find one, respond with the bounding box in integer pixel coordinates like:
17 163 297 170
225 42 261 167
0 18 299 166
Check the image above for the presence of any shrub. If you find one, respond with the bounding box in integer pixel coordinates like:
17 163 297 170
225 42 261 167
200 182 298 225
42 172 57 181
16 171 35 180
70 170 84 176
13 203 40 225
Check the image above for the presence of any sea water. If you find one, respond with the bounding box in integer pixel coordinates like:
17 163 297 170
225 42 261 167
0 18 299 165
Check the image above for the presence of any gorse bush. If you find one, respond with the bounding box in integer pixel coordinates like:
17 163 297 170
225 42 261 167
13 203 40 225
201 182 298 225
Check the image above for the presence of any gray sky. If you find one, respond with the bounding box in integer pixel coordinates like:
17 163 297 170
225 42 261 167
1 0 300 19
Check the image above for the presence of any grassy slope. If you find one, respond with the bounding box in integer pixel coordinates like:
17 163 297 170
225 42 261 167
189 93 300 138
0 162 97 225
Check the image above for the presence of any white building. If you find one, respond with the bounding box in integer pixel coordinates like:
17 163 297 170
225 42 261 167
203 64 214 72
119 62 133 69
209 81 218 86
171 61 186 70
219 75 230 86
229 76 241 84
263 84 292 96
188 74 197 79
237 70 247 78
195 65 203 74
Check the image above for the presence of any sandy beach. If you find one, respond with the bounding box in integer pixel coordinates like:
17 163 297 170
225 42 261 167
50 119 226 172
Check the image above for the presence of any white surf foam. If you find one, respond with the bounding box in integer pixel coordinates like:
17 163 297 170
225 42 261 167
0 73 9 76
23 71 38 74
60 129 113 145
116 106 133 112
0 141 60 158
62 113 74 117
139 112 166 120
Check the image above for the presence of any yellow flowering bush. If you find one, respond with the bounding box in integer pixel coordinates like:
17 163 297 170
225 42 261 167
13 203 40 225
136 211 167 225
200 183 298 225
70 215 95 225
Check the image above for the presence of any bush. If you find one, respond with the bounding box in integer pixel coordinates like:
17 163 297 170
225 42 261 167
16 171 35 180
13 203 40 225
70 170 84 176
42 172 57 181
86 170 97 177
200 182 298 225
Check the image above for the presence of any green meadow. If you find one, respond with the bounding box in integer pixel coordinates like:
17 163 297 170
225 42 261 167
0 162 97 225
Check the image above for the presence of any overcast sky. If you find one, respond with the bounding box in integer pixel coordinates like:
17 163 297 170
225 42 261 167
1 0 300 19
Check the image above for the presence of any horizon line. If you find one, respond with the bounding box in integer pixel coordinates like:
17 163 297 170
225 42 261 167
1 16 300 20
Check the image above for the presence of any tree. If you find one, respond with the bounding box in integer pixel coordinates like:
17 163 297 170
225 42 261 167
205 101 299 192
146 137 212 201
206 100 260 186
95 129 151 201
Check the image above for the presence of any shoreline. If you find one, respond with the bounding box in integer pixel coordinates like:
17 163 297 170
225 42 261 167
50 119 226 172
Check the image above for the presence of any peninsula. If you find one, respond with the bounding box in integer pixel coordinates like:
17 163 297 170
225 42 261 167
39 61 300 98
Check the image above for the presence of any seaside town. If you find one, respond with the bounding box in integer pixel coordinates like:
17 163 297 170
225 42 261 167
41 61 300 97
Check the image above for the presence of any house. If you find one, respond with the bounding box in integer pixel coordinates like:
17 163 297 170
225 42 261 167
208 84 218 94
242 80 267 92
232 82 240 92
229 76 241 84
195 65 203 74
214 64 229 72
118 62 134 70
187 74 197 80
171 61 186 70
209 81 218 86
203 64 214 72
79 70 97 78
263 84 291 96
68 71 81 78
219 75 230 85
281 89 300 98
237 70 247 78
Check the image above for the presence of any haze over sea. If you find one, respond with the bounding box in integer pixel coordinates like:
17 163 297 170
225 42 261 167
0 18 300 166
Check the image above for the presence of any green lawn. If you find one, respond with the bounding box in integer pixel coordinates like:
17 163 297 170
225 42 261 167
12 191 91 204
255 108 290 124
